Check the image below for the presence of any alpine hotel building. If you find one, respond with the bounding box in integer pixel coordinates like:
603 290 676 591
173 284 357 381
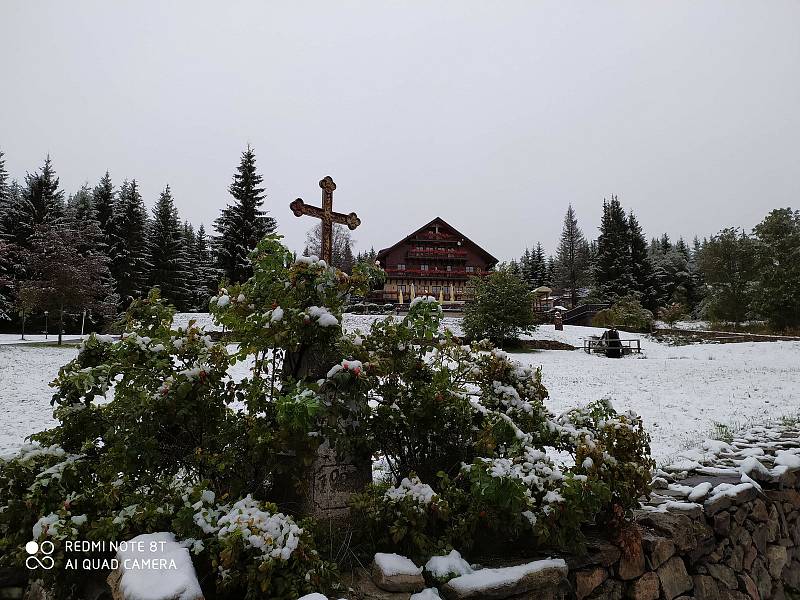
375 217 499 304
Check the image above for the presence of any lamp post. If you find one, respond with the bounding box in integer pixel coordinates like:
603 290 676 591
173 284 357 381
44 311 49 340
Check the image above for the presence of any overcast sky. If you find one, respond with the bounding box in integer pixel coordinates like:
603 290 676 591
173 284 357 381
2 1 799 260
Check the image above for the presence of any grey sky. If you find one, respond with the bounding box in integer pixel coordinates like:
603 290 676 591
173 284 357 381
2 1 799 260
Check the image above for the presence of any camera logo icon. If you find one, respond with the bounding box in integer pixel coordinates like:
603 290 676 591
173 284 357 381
25 540 55 570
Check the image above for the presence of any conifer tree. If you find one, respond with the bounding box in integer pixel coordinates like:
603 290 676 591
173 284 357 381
10 155 65 249
554 205 590 306
0 239 16 321
148 185 190 310
0 150 8 208
214 146 277 282
111 179 150 307
191 224 220 310
628 212 658 311
92 171 116 239
593 195 633 301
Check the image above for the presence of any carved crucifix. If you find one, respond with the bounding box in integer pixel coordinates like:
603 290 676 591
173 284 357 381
290 176 361 265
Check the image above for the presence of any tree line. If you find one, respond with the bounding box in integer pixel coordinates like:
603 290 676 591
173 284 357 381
505 196 800 331
0 146 276 339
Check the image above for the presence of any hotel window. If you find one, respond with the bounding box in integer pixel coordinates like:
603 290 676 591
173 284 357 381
421 264 429 271
432 286 440 294
397 263 405 270
446 265 452 272
466 266 475 273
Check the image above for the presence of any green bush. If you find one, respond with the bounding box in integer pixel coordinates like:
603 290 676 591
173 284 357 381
0 235 655 596
592 294 654 331
659 303 688 327
463 268 537 345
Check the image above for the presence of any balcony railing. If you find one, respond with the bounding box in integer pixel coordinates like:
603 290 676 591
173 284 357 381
385 267 485 279
407 247 467 259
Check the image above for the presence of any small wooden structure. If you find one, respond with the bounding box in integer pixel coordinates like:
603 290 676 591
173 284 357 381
583 337 642 356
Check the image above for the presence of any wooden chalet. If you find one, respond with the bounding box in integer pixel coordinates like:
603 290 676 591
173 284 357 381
374 217 499 305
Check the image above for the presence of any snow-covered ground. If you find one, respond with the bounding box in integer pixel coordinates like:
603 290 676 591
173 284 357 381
1 316 798 463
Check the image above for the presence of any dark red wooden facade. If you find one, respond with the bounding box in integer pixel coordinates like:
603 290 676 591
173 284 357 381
375 217 498 304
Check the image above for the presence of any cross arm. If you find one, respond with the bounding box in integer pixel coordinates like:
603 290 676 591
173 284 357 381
290 199 325 220
330 211 361 231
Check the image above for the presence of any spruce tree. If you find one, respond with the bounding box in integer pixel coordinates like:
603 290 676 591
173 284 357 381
0 239 16 321
534 243 547 288
192 224 220 310
111 179 150 307
628 212 658 311
10 155 65 249
554 204 590 306
593 195 633 301
0 150 8 208
214 145 277 282
147 185 190 310
92 171 116 239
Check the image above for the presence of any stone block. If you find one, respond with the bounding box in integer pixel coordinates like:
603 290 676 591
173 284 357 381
641 533 675 569
657 557 692 600
724 543 744 572
751 527 768 556
737 574 758 600
765 544 788 579
574 567 607 600
705 563 736 590
750 499 769 522
440 559 568 600
625 572 659 600
588 578 623 600
617 547 645 581
713 512 731 537
372 554 425 593
692 575 721 600
750 558 772 600
742 544 757 571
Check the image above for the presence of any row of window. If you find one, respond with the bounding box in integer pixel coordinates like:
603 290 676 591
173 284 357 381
395 264 478 272
397 285 465 295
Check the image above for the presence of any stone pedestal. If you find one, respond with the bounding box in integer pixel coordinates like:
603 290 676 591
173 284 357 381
306 448 372 519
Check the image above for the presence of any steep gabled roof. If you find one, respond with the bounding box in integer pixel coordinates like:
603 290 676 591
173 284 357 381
377 217 498 266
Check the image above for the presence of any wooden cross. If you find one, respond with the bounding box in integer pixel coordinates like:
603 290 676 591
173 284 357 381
290 176 361 265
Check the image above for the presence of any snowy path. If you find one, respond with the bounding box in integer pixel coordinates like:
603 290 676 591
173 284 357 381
1 318 798 462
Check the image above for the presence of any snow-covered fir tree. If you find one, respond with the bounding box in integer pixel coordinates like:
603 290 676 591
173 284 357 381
8 155 65 249
0 239 15 321
214 145 277 282
92 171 116 242
593 195 634 301
628 212 658 311
147 185 190 310
111 179 150 308
189 224 220 310
554 204 590 306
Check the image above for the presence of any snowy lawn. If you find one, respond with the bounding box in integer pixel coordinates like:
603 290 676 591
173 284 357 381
2 315 798 463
